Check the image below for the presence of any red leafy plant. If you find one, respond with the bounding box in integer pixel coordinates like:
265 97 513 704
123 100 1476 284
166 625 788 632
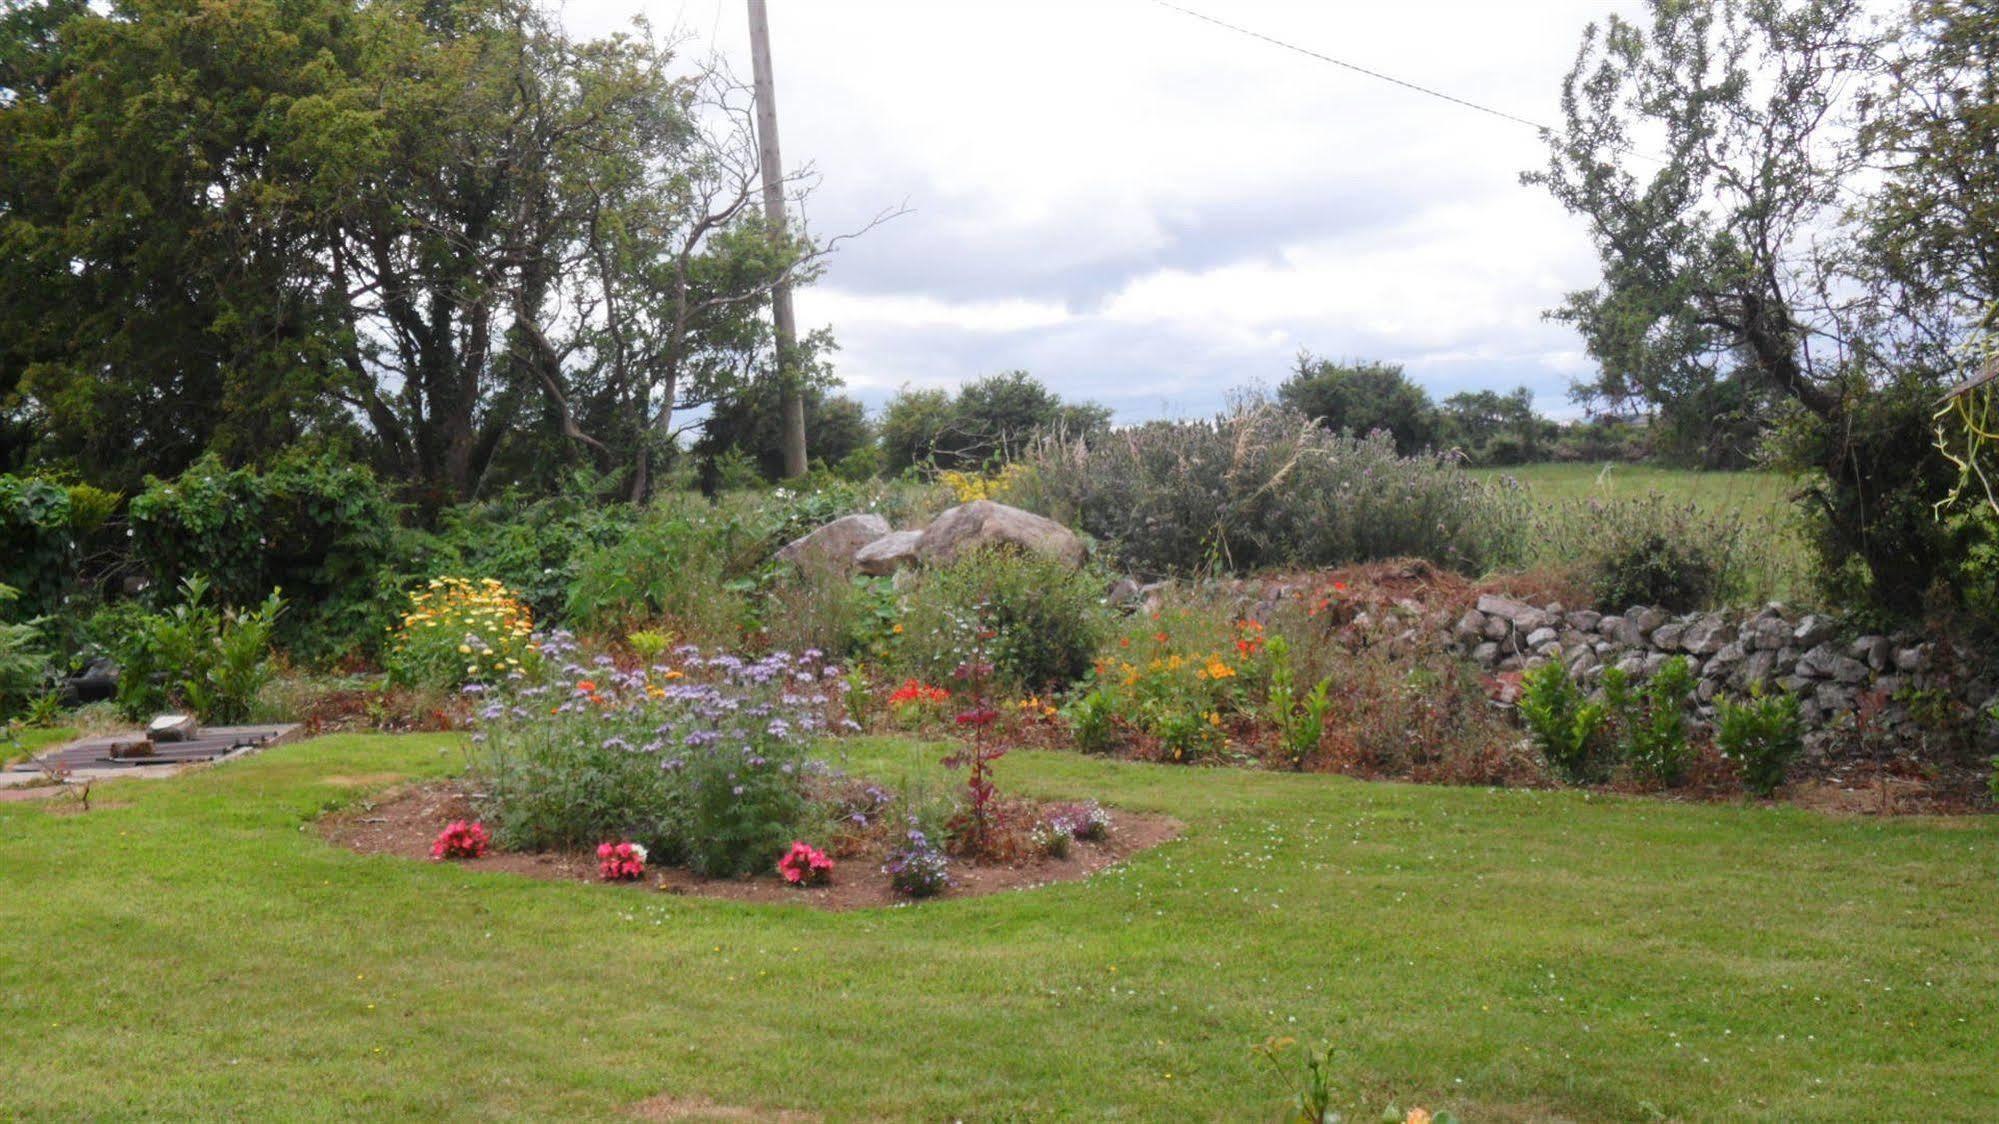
777 841 834 886
431 820 491 860
943 613 1009 858
596 841 648 882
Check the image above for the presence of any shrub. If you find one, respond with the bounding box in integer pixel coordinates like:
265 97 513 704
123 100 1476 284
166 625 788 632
1046 800 1111 842
896 549 1111 692
0 475 117 621
0 584 49 719
883 822 952 897
1264 635 1333 770
109 577 284 723
1518 660 1612 783
777 841 834 886
1622 657 1696 784
1060 686 1119 754
384 577 539 689
1015 399 1528 577
1029 819 1072 859
596 841 648 882
465 642 841 876
761 569 897 660
128 452 399 663
1533 493 1752 612
430 820 491 860
1716 688 1804 797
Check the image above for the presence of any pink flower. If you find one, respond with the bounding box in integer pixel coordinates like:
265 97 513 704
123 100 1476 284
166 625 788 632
777 841 833 887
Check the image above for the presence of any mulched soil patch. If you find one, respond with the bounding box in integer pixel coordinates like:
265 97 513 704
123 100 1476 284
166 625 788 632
321 781 1180 910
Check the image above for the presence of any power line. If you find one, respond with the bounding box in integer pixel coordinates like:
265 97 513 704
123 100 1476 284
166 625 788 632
1144 0 1554 135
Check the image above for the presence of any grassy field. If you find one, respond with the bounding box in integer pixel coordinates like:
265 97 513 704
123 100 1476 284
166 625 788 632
1476 462 1814 603
3 734 1997 1120
2 725 77 768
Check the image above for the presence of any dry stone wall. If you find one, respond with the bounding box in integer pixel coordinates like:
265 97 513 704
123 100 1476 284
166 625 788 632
1455 595 1997 752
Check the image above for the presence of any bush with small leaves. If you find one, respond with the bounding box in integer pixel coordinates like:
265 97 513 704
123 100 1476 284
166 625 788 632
1716 688 1804 797
1518 660 1612 783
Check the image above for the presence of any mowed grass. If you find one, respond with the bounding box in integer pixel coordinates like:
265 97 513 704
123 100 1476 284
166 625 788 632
3 735 1997 1121
1476 462 1814 603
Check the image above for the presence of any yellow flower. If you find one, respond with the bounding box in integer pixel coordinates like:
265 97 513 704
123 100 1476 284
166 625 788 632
457 644 472 654
892 623 904 635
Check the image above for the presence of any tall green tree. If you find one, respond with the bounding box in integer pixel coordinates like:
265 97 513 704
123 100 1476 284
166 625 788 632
1529 0 1990 615
0 0 830 508
880 372 1111 472
1277 355 1436 455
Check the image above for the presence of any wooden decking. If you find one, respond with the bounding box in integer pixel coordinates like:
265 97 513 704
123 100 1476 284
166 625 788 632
8 725 299 774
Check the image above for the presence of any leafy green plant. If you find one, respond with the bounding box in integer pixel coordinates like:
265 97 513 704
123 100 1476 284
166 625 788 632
1251 1036 1341 1124
626 629 671 663
1265 635 1333 770
1017 399 1528 576
1716 688 1804 797
1518 660 1611 783
897 549 1111 691
0 584 50 719
109 577 285 723
1533 492 1751 612
128 453 398 663
1060 686 1120 754
1624 656 1696 785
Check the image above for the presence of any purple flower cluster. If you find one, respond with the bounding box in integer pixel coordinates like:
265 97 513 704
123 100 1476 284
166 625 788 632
882 821 952 898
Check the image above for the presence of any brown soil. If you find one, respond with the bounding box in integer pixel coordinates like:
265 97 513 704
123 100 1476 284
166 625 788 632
320 781 1180 910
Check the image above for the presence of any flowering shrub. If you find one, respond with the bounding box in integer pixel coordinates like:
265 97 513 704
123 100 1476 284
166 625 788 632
777 841 834 886
1080 608 1265 761
431 820 491 860
464 635 853 877
1018 399 1528 576
597 841 648 881
386 577 538 688
887 678 952 727
1029 818 1072 859
1046 800 1111 842
883 822 952 898
938 463 1030 503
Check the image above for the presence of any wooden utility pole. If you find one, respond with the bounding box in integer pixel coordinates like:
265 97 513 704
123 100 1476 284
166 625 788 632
747 0 808 479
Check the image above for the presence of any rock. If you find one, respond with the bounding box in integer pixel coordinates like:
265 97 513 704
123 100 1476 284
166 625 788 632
148 713 197 743
1598 616 1645 647
57 657 118 705
916 501 1087 569
1106 577 1143 607
1627 606 1669 636
853 530 923 577
1831 657 1871 685
1483 615 1512 641
1796 643 1842 679
1682 616 1734 656
1815 683 1858 713
1651 621 1688 651
1709 641 1746 667
1892 645 1928 673
1851 635 1891 672
1741 649 1779 687
1565 610 1602 632
776 514 891 574
1566 648 1600 677
1793 613 1836 647
1454 610 1487 641
1696 677 1723 703
1471 641 1501 666
1748 617 1791 651
1525 627 1559 650
1476 594 1535 622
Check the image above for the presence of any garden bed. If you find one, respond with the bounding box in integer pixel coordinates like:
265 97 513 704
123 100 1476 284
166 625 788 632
321 780 1180 909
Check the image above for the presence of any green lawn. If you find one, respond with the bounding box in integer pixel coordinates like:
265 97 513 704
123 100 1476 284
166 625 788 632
2 725 76 768
1475 462 1813 602
4 734 1996 1121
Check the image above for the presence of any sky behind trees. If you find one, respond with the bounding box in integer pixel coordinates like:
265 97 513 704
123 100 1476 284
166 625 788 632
570 0 1640 420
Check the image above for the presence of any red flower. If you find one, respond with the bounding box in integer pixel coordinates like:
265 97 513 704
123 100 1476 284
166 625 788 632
777 841 834 886
1153 632 1168 644
431 820 491 861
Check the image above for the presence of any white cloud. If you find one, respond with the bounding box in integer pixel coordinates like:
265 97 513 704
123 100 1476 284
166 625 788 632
566 0 1636 417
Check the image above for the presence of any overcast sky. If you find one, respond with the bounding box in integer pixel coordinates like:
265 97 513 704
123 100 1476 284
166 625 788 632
568 0 1637 421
